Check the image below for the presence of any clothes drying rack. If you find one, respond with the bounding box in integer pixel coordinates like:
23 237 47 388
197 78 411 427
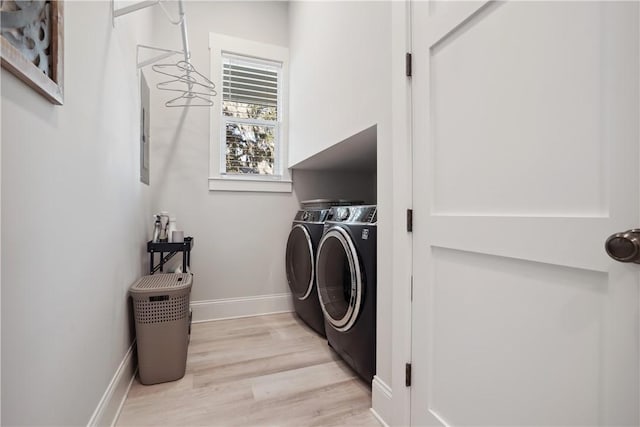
112 0 216 107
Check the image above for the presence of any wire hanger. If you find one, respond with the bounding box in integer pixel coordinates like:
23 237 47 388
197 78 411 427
113 0 216 108
154 1 215 107
152 61 216 107
152 61 216 93
165 91 214 108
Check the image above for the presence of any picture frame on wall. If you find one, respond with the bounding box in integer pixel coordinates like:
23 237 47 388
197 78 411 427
0 0 64 105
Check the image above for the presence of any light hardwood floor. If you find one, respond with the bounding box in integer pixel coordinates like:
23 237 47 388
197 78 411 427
116 312 380 426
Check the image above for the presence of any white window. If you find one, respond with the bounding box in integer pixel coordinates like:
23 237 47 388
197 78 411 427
209 34 291 192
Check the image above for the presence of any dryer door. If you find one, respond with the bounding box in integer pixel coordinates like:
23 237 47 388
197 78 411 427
285 224 315 300
316 227 363 332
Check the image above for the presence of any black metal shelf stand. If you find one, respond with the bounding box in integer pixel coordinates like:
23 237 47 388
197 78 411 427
147 237 193 275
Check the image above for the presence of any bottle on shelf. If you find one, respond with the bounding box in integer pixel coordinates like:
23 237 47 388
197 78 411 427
158 211 170 242
152 215 161 243
168 217 177 243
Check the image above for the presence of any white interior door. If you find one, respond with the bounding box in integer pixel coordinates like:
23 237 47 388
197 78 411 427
411 1 639 425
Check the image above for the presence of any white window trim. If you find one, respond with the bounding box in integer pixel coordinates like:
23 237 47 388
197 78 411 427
209 33 291 193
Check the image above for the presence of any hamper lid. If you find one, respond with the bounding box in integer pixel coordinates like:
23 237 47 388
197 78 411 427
130 273 192 294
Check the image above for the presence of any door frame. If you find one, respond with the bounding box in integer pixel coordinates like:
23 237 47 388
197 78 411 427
389 0 413 425
392 3 494 424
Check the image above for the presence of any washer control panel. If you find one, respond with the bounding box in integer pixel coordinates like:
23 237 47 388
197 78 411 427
293 209 329 223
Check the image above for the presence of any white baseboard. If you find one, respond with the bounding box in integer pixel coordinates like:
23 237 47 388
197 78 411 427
190 293 294 323
371 375 392 427
87 341 137 427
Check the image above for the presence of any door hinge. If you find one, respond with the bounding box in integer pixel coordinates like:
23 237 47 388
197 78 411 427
405 362 412 387
405 52 412 77
407 209 413 232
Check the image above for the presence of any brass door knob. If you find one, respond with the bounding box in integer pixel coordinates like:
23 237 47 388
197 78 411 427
605 229 640 263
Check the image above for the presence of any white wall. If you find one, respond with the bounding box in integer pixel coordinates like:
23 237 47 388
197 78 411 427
1 2 153 425
288 2 391 168
147 2 298 307
288 0 393 391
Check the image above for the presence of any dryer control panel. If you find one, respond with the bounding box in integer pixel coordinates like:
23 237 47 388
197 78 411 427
327 206 377 224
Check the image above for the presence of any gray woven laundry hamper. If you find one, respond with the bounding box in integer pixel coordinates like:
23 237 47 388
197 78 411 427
130 273 193 385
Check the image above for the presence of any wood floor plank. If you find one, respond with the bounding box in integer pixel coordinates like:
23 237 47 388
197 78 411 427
187 334 324 372
116 312 379 427
251 360 355 401
227 379 371 427
193 346 341 389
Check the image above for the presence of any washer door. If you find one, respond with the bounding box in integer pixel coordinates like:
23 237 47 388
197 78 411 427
316 227 362 332
285 224 315 300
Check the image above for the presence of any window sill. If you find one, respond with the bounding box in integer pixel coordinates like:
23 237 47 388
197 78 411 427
208 176 292 193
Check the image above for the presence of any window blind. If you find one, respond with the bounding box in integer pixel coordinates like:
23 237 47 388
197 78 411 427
222 54 279 108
